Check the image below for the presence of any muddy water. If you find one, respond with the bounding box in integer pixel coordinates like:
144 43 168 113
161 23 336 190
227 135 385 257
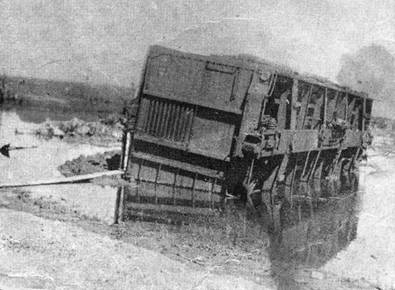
1 107 394 289
322 148 395 289
269 179 361 289
0 109 121 223
270 139 395 289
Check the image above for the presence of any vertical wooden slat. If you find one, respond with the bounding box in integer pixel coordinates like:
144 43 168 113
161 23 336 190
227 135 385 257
113 186 123 224
149 99 156 134
323 88 328 128
154 99 164 136
150 99 159 134
284 155 297 207
165 102 173 138
301 151 311 179
136 159 143 203
139 98 195 146
146 99 155 133
167 103 175 140
143 98 152 132
362 98 366 132
177 106 187 141
290 79 298 130
176 104 183 141
309 150 322 182
191 173 197 208
166 103 176 139
154 163 161 204
344 93 349 122
172 168 179 205
182 106 192 142
183 107 194 143
178 106 187 142
171 105 181 141
210 177 216 209
144 98 152 133
160 102 170 138
174 105 183 142
300 85 313 129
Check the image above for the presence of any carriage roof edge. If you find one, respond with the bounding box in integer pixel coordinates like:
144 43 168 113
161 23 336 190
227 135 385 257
147 45 374 101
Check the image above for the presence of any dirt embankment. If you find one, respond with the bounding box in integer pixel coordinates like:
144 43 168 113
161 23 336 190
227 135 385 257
0 205 265 290
58 150 121 177
0 188 275 289
1 185 378 290
57 150 124 188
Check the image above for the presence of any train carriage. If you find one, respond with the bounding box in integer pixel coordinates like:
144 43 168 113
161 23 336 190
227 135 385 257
119 45 373 220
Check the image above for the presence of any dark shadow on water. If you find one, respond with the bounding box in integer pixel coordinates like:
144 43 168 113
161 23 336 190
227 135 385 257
269 174 361 289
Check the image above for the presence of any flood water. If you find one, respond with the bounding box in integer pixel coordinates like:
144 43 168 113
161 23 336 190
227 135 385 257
269 142 395 289
269 180 361 289
0 107 394 289
0 108 121 223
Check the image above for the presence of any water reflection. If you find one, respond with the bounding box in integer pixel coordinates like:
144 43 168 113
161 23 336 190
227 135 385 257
270 174 361 289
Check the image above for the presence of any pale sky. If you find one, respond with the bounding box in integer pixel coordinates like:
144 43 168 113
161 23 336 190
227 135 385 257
0 0 394 115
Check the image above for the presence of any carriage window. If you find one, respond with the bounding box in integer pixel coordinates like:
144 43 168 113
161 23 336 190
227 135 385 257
325 89 337 125
297 82 310 103
261 75 293 130
296 83 324 129
310 86 325 129
335 92 347 121
296 81 312 129
347 95 363 130
355 99 363 130
365 99 373 129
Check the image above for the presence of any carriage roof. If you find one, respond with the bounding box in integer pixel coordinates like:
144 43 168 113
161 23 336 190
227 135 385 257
149 45 374 102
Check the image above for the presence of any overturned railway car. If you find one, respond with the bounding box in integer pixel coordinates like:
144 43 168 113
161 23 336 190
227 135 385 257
120 45 373 219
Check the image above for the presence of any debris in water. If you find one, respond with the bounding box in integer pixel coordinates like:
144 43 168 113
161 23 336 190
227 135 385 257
34 117 123 145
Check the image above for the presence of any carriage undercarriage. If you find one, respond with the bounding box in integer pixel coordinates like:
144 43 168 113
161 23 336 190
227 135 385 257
235 147 361 225
119 132 362 224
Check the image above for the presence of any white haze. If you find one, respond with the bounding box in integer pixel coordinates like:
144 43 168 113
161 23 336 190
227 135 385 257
0 0 394 116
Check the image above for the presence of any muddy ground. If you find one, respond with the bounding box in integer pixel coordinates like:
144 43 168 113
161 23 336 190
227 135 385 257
0 186 374 290
58 150 121 176
1 176 385 288
0 204 263 290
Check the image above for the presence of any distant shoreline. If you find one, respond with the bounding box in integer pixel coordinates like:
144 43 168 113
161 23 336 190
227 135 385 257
0 75 135 118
